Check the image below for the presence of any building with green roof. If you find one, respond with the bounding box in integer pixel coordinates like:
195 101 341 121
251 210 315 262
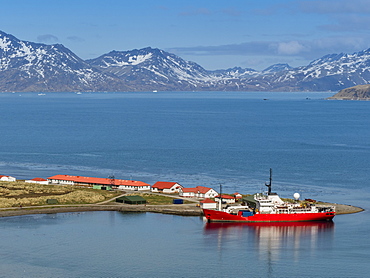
116 195 147 205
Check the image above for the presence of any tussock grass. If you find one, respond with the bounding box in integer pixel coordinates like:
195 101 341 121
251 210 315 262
0 181 120 208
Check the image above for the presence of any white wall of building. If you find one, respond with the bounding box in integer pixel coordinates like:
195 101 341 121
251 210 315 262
180 188 219 199
118 185 150 191
201 202 217 209
162 185 179 193
25 179 48 185
204 189 218 199
179 191 196 198
48 179 74 185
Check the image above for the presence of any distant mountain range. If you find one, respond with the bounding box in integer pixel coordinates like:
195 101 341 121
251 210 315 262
1 30 370 92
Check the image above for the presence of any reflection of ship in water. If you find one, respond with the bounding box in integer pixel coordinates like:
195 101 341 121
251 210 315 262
205 221 334 232
205 221 334 245
204 221 335 273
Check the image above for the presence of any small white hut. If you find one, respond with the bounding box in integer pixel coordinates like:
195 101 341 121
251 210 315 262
0 175 16 182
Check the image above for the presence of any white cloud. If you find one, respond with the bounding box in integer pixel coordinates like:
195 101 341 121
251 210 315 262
37 34 59 43
277 41 308 55
168 35 370 70
170 36 370 59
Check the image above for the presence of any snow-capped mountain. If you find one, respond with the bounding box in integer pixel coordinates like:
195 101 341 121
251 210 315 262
0 31 130 92
262 49 370 91
209 67 258 78
88 46 370 92
2 30 370 92
86 47 222 91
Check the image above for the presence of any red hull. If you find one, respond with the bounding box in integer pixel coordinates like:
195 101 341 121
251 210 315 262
203 209 335 222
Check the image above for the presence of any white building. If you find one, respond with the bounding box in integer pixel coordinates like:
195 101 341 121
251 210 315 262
179 186 218 199
0 175 16 182
25 178 49 185
151 181 183 193
215 194 236 204
200 198 217 209
47 174 150 190
234 192 243 200
179 187 197 198
117 181 150 191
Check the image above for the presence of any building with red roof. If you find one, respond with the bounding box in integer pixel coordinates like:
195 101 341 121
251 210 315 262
215 194 236 204
179 186 218 199
25 177 48 185
151 181 183 193
47 175 150 191
179 187 197 198
234 192 243 199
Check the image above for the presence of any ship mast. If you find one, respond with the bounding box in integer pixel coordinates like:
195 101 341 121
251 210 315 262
265 168 272 195
218 184 223 211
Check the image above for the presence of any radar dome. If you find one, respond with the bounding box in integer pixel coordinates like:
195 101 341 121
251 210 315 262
293 193 300 200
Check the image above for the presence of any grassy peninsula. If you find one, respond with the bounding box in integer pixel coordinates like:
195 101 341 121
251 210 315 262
0 181 363 217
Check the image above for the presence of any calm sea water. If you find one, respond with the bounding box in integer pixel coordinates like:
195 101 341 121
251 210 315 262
0 91 369 277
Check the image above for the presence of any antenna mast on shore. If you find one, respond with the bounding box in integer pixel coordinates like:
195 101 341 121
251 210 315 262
109 175 115 188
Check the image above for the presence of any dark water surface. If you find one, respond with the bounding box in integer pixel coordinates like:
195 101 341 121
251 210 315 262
0 91 369 277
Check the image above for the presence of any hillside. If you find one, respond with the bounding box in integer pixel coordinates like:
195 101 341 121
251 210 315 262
328 84 370 100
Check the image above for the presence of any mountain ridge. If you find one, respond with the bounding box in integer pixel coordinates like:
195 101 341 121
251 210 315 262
1 30 370 92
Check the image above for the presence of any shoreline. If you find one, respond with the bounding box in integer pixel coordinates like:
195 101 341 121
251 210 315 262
0 202 364 218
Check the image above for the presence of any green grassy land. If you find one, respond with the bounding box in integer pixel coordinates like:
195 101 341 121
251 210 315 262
0 181 197 208
0 181 121 208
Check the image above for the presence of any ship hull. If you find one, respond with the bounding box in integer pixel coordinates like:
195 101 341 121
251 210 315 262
203 209 335 223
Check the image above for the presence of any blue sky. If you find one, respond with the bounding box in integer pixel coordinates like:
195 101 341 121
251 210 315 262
2 0 370 70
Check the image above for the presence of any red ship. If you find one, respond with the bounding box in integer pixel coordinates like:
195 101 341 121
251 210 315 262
203 169 336 223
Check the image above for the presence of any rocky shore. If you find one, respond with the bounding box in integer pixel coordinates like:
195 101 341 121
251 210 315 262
0 202 363 218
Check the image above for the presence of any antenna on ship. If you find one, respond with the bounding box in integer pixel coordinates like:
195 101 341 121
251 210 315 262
265 168 272 195
218 184 223 211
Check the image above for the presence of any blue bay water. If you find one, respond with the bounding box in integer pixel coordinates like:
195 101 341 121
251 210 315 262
0 212 368 278
0 91 369 277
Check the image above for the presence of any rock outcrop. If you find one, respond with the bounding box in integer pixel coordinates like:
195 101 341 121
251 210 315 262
328 84 370 100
